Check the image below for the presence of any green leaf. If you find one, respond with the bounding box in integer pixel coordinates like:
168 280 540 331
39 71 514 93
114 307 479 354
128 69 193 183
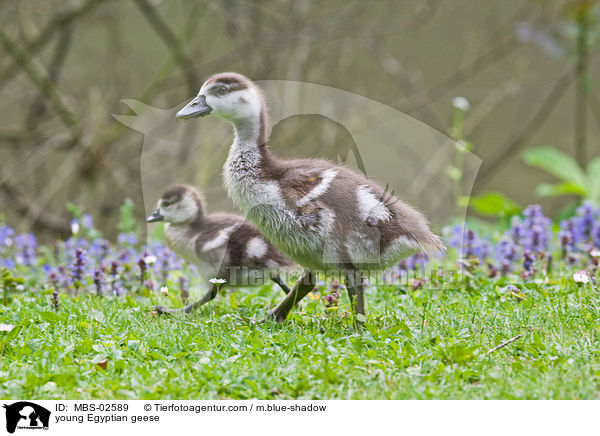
39 311 62 323
523 147 588 189
65 202 83 220
535 182 587 198
467 192 522 217
587 157 600 207
0 324 21 344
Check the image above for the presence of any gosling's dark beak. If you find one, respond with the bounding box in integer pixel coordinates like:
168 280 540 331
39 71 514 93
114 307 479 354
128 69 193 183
176 94 211 120
146 209 164 223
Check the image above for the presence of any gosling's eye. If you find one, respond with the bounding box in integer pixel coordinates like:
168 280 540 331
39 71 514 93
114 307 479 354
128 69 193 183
217 86 228 96
162 201 171 208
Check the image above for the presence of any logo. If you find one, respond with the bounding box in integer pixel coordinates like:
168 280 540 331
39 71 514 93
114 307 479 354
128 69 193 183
2 402 50 434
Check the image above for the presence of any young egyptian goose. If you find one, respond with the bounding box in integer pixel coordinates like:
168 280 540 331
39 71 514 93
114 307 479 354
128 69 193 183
146 184 293 313
176 72 445 322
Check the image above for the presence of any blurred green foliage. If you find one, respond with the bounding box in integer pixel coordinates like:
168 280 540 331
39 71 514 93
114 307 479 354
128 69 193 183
524 146 600 207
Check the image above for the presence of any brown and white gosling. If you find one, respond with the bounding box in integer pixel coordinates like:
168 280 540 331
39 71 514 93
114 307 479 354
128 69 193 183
146 184 293 314
176 72 445 323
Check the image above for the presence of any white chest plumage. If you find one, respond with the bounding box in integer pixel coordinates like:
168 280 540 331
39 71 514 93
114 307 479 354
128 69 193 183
164 224 197 264
223 141 284 213
223 139 340 269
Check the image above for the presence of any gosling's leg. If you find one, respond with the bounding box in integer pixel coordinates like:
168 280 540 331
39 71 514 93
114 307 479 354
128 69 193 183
344 270 366 326
271 275 292 294
266 270 316 322
155 283 219 315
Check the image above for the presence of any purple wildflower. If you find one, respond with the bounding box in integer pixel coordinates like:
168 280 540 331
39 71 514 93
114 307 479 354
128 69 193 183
89 238 111 262
110 260 119 275
558 229 574 260
14 233 37 265
487 263 498 278
138 255 147 288
0 225 14 248
118 233 138 246
556 204 600 253
519 205 552 253
445 225 465 249
93 269 103 296
109 260 120 296
57 265 72 291
448 223 491 260
117 247 135 264
398 252 429 271
464 229 476 257
3 259 16 269
81 214 94 229
592 221 600 249
464 229 491 260
71 248 85 288
323 292 341 308
574 203 597 242
63 237 90 266
500 284 520 294
567 253 581 266
51 290 59 311
48 270 59 287
522 250 535 278
444 225 490 259
410 277 426 290
511 223 522 244
495 238 519 275
151 245 182 284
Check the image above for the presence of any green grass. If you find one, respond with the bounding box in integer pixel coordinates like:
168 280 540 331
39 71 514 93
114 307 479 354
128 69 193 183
2 274 599 400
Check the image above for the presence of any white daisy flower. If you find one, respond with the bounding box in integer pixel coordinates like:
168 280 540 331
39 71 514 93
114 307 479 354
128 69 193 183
160 286 169 295
144 255 157 265
573 271 590 284
0 324 14 332
590 249 600 258
452 96 470 111
209 278 227 285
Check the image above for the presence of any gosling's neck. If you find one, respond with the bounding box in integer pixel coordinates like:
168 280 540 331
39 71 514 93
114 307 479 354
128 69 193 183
224 112 280 211
229 110 270 158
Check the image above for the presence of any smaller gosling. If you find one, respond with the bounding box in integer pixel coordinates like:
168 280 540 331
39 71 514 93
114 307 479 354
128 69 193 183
146 184 294 314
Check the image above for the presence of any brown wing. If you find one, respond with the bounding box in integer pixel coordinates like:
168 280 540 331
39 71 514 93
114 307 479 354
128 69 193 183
278 167 328 214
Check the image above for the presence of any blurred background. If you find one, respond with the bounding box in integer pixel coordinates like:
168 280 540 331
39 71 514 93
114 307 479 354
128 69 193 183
1 0 599 240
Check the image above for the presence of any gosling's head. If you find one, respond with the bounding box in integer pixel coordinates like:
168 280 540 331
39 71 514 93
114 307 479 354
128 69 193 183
175 72 264 123
146 185 205 224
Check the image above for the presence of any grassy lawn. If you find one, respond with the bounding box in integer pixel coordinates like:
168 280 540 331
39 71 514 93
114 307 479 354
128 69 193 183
2 272 599 400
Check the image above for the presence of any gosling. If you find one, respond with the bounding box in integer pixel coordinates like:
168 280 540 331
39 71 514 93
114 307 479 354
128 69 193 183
175 72 445 323
146 184 293 314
